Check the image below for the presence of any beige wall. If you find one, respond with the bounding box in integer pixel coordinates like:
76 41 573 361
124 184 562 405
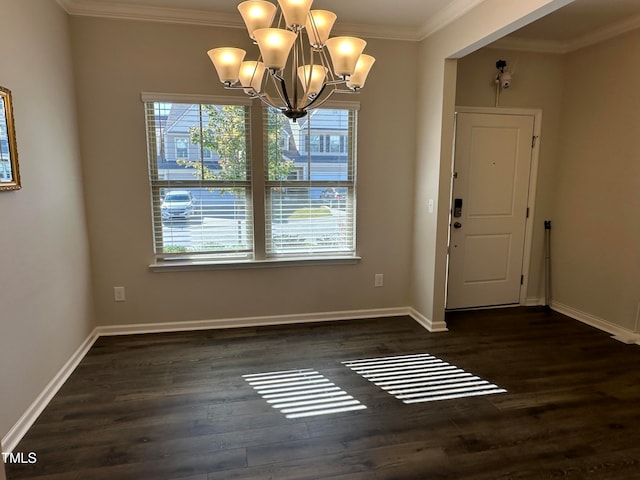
455 48 566 302
70 17 418 326
412 0 574 325
553 29 640 330
0 0 95 440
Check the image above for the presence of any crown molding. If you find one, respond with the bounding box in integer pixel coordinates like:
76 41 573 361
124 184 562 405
56 0 421 40
332 22 421 42
55 0 488 42
56 0 244 29
488 36 568 54
565 11 640 52
489 11 640 54
418 0 486 40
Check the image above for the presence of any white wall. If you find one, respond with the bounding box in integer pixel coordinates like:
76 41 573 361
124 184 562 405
0 0 95 441
411 0 574 326
69 18 418 326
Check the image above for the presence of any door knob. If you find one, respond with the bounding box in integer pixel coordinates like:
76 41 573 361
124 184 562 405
453 222 462 229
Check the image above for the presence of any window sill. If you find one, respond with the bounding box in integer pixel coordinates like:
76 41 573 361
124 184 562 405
149 255 361 272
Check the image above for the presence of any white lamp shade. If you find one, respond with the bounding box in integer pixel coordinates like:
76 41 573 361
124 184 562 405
207 47 246 84
297 64 328 96
277 0 313 28
253 28 297 70
325 36 367 77
305 10 336 48
239 61 266 93
237 1 277 39
347 54 375 89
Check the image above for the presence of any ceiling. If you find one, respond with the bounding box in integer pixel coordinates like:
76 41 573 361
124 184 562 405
501 0 640 53
57 0 640 49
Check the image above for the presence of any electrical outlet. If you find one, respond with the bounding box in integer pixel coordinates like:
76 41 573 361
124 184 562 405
114 286 126 302
374 274 384 288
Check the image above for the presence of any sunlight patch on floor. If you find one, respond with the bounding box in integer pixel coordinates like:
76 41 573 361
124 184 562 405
243 368 367 418
342 353 506 403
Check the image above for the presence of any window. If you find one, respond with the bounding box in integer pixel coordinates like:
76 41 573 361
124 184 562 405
328 135 344 153
143 94 358 265
265 107 356 256
309 134 322 153
144 96 253 261
175 137 189 158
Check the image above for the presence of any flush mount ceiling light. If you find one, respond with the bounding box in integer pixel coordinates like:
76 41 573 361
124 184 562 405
207 0 375 121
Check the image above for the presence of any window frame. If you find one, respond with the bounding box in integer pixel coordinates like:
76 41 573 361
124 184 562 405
142 93 361 270
264 105 358 258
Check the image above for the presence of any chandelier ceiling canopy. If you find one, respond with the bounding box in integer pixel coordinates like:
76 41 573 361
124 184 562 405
207 0 375 121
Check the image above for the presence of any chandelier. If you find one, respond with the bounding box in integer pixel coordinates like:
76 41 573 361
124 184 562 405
207 0 375 121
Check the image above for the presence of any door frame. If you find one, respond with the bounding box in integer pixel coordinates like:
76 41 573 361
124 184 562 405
448 106 543 308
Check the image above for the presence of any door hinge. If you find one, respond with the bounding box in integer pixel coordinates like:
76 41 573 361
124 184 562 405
532 135 539 148
453 171 458 179
526 207 530 218
520 275 524 285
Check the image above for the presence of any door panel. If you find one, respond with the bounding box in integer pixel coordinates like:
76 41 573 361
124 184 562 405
447 112 534 309
464 234 512 283
467 128 519 217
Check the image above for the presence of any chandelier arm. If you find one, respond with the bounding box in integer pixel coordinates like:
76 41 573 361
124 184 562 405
302 82 330 110
318 47 337 82
292 33 299 110
267 71 291 111
309 14 320 48
331 89 359 95
324 79 348 87
221 83 281 110
272 71 294 111
302 87 337 110
253 93 282 111
298 35 309 108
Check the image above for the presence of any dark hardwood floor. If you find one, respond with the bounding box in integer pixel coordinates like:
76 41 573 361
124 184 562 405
6 307 640 479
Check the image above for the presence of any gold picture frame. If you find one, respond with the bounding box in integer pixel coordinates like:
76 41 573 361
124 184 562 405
0 86 20 191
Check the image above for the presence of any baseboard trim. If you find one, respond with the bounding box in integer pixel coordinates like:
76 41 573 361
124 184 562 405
524 297 544 307
96 307 414 336
409 308 449 333
2 329 100 453
551 301 640 345
4 306 450 451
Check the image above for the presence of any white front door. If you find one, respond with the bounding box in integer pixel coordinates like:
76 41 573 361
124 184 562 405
446 112 535 309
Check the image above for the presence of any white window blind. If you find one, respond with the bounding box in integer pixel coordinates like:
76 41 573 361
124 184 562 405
264 105 357 257
144 99 253 261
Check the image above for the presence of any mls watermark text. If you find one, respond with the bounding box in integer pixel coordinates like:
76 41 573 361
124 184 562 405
2 452 37 464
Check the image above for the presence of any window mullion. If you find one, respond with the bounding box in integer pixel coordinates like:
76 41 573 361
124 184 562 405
251 100 266 260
